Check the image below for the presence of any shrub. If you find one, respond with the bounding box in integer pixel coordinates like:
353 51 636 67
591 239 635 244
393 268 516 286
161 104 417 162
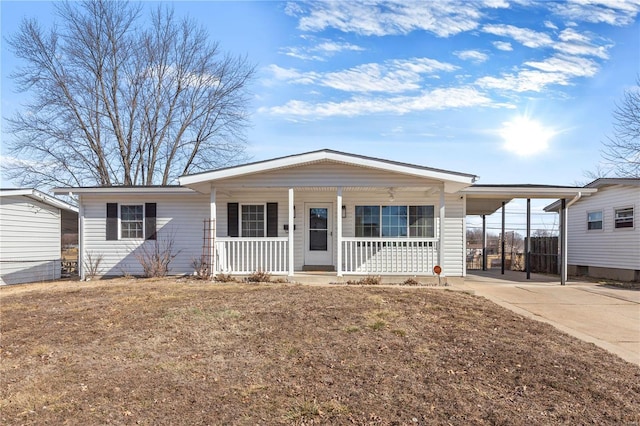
346 275 382 285
215 273 236 283
134 236 180 278
245 271 272 283
83 251 104 280
191 257 210 279
403 277 420 286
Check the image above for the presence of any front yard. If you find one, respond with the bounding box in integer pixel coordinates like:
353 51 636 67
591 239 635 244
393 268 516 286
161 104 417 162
1 278 638 425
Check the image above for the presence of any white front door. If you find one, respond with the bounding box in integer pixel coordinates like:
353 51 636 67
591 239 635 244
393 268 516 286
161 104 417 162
304 203 333 266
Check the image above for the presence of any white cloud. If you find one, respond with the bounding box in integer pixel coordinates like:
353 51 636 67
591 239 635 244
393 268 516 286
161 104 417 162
267 58 458 93
483 0 510 7
455 50 489 63
476 70 573 92
261 87 494 118
544 20 559 30
287 1 491 37
525 54 599 77
552 0 640 26
482 24 554 48
281 39 365 61
553 28 611 59
493 41 513 51
266 65 318 85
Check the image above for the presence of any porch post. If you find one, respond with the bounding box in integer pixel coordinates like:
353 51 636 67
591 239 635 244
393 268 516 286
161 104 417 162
438 185 445 272
288 188 295 277
481 214 487 271
210 186 217 278
337 187 343 277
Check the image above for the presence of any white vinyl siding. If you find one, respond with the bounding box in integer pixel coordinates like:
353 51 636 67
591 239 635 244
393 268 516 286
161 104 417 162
567 185 640 270
211 162 444 189
443 193 465 277
81 193 208 276
0 196 63 285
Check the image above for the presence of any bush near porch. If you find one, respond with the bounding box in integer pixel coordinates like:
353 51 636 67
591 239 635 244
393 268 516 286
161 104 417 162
1 279 638 425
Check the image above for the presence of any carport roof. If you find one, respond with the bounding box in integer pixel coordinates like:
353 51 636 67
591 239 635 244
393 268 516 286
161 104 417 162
463 184 597 215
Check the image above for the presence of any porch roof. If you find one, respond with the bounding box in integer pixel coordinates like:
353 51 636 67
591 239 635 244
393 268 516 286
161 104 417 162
179 149 478 193
463 184 597 215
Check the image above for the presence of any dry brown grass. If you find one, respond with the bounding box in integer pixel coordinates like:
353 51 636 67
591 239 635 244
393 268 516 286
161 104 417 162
1 278 639 425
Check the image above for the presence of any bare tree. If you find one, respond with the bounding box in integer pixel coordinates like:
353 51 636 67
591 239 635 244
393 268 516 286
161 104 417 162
600 77 640 178
4 0 254 187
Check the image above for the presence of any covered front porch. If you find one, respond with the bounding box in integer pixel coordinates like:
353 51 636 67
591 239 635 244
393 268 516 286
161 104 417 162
208 186 444 277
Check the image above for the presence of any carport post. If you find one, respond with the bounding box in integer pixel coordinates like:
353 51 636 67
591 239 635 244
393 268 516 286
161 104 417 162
526 198 531 280
482 214 487 271
560 198 567 285
501 201 506 275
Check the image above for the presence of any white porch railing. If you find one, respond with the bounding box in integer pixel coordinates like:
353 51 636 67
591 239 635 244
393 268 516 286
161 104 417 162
342 238 438 275
215 237 289 275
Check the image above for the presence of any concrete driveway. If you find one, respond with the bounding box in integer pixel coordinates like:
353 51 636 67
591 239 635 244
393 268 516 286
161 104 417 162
459 270 640 366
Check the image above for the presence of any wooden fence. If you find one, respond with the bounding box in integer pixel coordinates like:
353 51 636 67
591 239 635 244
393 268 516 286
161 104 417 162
527 236 558 275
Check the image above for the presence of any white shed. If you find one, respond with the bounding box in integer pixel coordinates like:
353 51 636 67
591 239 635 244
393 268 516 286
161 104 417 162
0 189 78 285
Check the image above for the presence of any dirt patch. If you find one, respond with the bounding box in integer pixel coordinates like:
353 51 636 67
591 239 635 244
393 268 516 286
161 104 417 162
1 278 639 425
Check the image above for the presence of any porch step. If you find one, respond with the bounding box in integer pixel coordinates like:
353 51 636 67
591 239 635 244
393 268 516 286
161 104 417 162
302 265 336 272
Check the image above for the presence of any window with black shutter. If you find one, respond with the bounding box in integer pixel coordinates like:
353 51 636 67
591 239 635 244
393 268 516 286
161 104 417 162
228 203 239 237
106 203 118 241
145 203 157 240
266 203 278 237
106 202 157 240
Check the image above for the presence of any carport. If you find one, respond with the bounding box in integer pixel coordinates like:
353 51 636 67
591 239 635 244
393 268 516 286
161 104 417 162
463 185 597 285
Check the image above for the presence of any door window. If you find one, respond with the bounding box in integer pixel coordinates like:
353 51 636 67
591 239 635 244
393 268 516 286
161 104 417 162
309 208 328 251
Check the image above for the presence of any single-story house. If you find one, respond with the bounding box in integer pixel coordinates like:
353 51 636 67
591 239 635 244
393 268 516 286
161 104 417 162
545 178 640 282
52 149 595 282
0 188 78 285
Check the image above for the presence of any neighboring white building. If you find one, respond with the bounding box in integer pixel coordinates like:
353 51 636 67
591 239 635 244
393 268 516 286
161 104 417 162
0 189 78 285
53 150 591 281
546 178 640 282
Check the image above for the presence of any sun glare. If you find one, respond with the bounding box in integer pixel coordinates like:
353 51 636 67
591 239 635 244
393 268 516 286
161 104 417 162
499 116 556 157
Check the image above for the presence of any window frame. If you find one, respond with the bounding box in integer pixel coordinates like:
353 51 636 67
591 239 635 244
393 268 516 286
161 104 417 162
119 204 145 240
614 206 634 230
355 204 435 238
586 210 603 231
239 203 267 237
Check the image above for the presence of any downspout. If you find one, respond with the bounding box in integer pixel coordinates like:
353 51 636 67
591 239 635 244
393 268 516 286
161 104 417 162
560 191 582 286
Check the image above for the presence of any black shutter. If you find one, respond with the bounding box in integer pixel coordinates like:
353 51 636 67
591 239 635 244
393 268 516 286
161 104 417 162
267 203 278 237
106 203 118 241
228 203 239 237
145 203 157 240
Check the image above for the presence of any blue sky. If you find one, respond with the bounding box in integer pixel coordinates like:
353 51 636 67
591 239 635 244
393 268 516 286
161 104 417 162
1 0 639 232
